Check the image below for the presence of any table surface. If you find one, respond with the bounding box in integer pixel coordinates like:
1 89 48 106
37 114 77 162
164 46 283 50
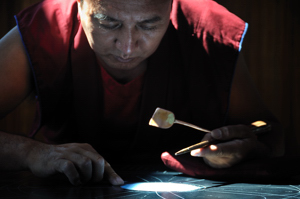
1 165 300 199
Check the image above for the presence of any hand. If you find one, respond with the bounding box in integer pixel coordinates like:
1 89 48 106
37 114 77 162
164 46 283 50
190 125 261 168
26 142 124 186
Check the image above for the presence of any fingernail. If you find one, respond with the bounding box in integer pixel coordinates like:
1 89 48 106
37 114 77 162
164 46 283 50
112 177 124 185
191 148 201 157
210 145 218 150
212 129 222 139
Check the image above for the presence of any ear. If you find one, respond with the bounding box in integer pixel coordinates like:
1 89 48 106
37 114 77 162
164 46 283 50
76 0 82 6
77 0 82 15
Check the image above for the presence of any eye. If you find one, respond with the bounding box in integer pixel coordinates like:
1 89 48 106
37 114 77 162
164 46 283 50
138 24 157 31
98 22 122 30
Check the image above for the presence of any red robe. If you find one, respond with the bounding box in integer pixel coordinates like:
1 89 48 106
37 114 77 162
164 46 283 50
15 0 247 164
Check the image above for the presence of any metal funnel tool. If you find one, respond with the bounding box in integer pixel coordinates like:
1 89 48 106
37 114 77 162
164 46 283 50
149 107 210 133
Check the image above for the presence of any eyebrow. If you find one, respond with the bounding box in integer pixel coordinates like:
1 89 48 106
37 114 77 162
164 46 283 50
94 13 162 24
139 16 162 24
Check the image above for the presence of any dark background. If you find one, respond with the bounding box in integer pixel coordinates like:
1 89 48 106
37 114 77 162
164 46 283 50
0 0 299 155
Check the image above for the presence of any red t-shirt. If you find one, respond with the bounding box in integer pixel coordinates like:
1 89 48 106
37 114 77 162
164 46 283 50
100 65 144 149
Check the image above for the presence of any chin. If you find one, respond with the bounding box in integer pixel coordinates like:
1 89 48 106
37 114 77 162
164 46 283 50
107 59 142 70
113 63 140 71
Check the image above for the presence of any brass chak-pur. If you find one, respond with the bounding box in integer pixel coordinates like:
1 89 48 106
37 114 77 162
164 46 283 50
149 107 271 156
149 107 210 133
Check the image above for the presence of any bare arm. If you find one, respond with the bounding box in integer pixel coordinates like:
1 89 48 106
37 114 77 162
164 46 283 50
0 26 33 118
0 131 124 185
0 27 123 185
0 26 37 172
0 26 34 169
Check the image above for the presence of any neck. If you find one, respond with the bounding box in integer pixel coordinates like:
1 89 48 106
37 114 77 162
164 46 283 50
97 59 147 84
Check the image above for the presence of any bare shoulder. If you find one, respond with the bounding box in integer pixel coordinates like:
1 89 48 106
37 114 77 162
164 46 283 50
0 26 33 118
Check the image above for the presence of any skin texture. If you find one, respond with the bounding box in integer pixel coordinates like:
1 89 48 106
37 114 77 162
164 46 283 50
0 26 124 186
0 27 32 118
0 0 284 185
0 0 173 185
191 124 265 168
78 0 172 83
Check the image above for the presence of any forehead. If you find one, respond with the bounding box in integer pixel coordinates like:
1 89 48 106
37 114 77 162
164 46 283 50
85 0 172 15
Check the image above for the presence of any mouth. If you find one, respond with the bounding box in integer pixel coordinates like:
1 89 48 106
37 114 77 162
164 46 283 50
114 56 134 63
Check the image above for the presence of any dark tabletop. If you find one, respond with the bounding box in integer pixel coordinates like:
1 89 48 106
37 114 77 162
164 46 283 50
1 164 300 199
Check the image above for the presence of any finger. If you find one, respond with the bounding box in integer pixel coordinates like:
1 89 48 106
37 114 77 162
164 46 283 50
54 159 82 186
191 144 218 156
210 125 255 141
75 144 123 184
191 144 224 157
88 152 105 182
75 147 105 183
190 148 203 157
68 152 93 183
104 161 124 185
201 132 213 142
191 139 248 157
206 141 241 157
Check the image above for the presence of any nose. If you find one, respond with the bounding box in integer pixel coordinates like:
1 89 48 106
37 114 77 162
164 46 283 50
115 27 139 59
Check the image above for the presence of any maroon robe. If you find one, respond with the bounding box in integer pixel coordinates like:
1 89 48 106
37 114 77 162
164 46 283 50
15 0 247 164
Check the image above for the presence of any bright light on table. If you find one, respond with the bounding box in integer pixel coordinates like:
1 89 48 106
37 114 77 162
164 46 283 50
121 182 201 192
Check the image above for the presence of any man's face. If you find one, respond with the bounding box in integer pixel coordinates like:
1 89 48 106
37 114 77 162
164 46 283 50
78 0 172 71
